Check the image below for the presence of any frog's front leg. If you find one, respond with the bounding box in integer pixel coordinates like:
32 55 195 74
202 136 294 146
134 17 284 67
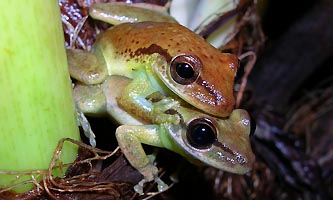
115 124 168 194
67 49 108 85
117 75 180 125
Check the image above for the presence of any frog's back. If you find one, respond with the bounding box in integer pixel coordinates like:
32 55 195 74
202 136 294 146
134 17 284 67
94 21 236 82
96 22 226 63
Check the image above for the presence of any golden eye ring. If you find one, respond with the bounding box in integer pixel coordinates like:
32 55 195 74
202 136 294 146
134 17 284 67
170 54 202 85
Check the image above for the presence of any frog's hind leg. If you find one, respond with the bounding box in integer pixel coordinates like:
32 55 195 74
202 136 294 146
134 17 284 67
67 49 108 85
115 124 168 194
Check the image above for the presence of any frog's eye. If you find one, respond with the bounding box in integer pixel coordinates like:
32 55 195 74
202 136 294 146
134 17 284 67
170 54 202 85
186 118 217 149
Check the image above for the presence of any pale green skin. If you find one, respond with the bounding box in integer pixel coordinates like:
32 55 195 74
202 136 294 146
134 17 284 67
68 3 254 194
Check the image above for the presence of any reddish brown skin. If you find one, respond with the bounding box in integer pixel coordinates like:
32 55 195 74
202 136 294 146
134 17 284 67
95 22 239 117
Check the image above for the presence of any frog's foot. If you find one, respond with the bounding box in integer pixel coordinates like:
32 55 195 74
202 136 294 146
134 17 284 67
134 163 168 195
134 163 157 195
155 177 169 193
138 163 158 183
134 179 147 195
151 97 181 125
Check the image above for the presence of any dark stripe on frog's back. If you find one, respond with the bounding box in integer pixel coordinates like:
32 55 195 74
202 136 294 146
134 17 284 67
96 22 208 62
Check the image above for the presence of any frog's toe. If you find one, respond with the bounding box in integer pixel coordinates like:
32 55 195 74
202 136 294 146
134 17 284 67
155 177 169 192
134 179 146 195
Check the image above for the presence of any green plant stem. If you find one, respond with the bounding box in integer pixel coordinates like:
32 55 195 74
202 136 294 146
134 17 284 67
0 0 80 193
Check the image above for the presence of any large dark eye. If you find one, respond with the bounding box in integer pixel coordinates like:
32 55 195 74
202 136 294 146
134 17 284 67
176 63 194 79
186 118 217 149
170 54 202 85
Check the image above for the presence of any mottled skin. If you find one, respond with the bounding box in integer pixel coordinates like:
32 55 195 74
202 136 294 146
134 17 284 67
68 3 254 194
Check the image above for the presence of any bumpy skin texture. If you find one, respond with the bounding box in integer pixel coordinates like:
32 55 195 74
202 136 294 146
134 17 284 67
94 22 239 117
